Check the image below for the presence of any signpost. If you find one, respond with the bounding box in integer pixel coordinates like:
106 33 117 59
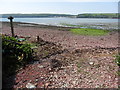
8 16 14 37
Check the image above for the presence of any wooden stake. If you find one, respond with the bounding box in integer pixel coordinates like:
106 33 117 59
37 36 40 42
8 16 14 37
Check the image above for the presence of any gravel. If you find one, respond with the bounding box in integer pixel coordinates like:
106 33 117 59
2 22 119 88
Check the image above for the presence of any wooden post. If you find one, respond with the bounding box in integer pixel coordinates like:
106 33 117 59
8 16 14 37
37 36 40 42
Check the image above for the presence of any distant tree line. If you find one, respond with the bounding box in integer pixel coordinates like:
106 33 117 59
1 14 75 18
1 13 120 18
76 13 119 18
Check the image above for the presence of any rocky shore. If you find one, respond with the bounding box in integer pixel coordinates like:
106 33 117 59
1 22 118 49
2 22 119 88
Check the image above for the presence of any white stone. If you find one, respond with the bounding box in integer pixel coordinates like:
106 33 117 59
89 62 94 65
37 65 44 68
54 74 58 78
26 83 36 88
73 81 76 85
95 85 99 88
35 79 38 82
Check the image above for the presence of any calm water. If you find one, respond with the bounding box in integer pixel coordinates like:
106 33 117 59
1 17 118 30
1 17 118 26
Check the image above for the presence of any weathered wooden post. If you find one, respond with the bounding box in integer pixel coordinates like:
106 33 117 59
8 16 14 37
37 36 40 42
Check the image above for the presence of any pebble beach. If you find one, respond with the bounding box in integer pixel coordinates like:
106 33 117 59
2 21 119 88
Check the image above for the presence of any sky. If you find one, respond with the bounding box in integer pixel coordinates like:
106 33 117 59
0 0 119 14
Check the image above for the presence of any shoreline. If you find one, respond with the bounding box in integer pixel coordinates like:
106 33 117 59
2 21 119 88
1 21 118 30
1 21 74 30
2 21 118 50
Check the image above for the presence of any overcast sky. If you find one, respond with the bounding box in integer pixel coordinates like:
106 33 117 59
0 0 119 14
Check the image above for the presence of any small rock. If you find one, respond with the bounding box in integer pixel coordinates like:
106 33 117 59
73 81 76 85
95 85 99 88
88 80 92 83
29 80 32 82
89 62 94 65
54 74 58 78
45 82 50 87
48 68 51 71
63 83 68 87
26 83 36 88
35 79 39 82
38 65 44 68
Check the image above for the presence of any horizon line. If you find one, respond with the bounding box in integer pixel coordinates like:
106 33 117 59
0 12 118 15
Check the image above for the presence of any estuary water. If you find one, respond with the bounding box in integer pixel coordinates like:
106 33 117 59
1 17 118 29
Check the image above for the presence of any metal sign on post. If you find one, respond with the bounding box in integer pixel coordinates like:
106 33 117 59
8 16 14 37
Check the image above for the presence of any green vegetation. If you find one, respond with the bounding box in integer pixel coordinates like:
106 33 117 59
77 58 85 72
77 63 81 68
2 35 33 76
77 58 86 68
77 13 118 18
115 55 120 66
117 71 120 76
2 14 75 18
115 55 120 77
1 13 119 18
77 62 81 72
70 28 109 36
